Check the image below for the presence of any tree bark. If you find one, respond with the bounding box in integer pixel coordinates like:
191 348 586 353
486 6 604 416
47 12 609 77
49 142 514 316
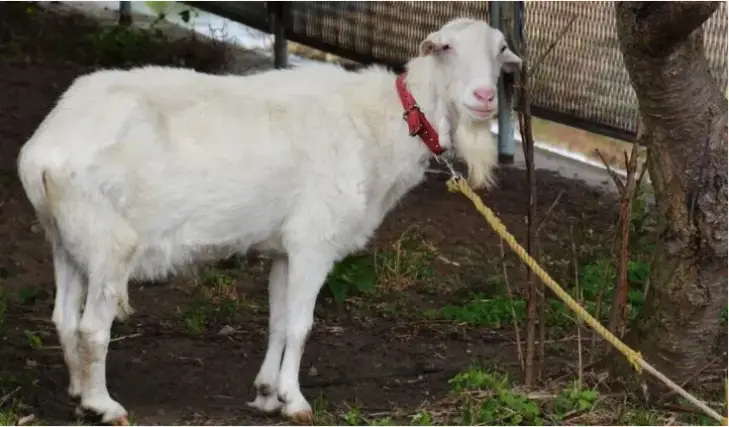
614 1 727 398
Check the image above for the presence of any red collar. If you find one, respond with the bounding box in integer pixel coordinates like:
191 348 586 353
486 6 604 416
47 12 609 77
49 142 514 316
395 74 444 155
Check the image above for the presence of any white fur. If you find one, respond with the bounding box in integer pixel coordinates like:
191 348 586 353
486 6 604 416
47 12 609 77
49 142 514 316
16 18 520 422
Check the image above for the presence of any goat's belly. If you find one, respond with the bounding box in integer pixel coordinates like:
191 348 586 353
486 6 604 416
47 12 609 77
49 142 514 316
128 231 285 282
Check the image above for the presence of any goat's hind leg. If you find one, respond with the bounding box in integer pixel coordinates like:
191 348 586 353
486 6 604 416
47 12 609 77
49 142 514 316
50 242 85 400
248 256 288 414
77 264 132 426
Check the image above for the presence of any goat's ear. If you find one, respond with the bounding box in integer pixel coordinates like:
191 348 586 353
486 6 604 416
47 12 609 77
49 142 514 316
501 47 522 74
419 32 450 57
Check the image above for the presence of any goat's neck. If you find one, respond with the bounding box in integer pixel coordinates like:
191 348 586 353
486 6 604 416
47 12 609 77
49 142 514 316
401 57 497 190
403 57 454 150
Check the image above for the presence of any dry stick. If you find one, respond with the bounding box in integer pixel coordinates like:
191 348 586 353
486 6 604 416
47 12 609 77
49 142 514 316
535 190 565 235
517 78 538 387
595 149 626 193
500 239 525 373
569 225 584 387
607 141 640 337
517 11 577 387
534 190 564 380
0 386 20 408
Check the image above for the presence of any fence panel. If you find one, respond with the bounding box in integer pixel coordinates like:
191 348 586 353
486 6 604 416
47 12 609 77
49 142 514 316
188 1 728 141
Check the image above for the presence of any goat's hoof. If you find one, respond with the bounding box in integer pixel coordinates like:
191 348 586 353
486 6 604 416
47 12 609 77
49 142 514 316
111 415 130 426
246 394 283 414
286 409 313 425
78 395 128 426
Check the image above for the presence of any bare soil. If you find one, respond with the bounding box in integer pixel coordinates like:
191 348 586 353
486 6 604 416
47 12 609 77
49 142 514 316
1 3 723 426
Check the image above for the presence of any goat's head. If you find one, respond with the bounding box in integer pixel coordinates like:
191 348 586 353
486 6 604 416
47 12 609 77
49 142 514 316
419 18 522 121
415 18 522 189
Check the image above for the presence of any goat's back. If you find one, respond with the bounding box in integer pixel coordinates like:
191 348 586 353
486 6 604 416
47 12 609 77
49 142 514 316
17 64 400 279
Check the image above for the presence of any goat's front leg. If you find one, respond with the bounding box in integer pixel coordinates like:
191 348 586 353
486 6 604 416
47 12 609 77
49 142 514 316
248 256 288 413
276 250 334 424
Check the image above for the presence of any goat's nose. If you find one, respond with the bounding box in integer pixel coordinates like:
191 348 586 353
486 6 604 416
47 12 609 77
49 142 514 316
473 87 496 102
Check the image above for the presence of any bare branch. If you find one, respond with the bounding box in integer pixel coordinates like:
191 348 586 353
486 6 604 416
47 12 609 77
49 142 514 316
536 190 565 235
500 239 524 373
595 148 625 193
569 226 584 388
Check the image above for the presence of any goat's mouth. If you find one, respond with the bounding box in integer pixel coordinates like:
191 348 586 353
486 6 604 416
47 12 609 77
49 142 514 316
465 105 495 119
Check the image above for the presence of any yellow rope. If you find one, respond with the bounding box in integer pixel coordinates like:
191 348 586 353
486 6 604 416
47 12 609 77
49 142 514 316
446 176 728 425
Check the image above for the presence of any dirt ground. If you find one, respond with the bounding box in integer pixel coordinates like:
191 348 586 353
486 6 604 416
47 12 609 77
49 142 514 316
0 3 724 426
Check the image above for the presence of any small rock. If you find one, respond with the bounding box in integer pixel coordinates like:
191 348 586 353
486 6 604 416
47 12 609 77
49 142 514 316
30 224 42 234
217 325 235 336
308 366 318 377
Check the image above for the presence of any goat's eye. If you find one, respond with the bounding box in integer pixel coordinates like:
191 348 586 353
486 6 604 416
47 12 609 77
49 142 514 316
442 44 452 51
499 45 507 54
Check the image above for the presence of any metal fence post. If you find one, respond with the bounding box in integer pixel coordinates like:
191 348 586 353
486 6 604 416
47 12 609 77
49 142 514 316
119 1 132 26
269 2 289 69
489 2 515 165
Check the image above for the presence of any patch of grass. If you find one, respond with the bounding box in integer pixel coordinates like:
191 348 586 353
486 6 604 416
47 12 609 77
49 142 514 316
547 257 651 329
178 267 240 334
550 381 599 422
0 407 18 426
449 366 542 425
435 294 526 328
324 226 437 304
23 330 42 350
0 373 23 426
617 407 670 425
326 254 377 304
375 226 437 291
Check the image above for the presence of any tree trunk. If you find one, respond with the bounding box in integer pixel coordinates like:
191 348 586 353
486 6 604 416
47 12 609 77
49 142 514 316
614 2 727 398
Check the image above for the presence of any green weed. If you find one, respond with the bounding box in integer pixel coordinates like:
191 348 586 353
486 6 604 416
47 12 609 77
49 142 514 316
324 227 436 304
551 381 599 421
438 294 525 328
23 330 42 350
325 254 377 304
179 267 240 334
450 367 542 425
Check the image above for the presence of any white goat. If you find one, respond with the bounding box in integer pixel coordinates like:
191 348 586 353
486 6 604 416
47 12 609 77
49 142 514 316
16 17 521 425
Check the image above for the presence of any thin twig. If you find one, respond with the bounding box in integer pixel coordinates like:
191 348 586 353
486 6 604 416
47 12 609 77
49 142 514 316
595 148 625 193
569 225 584 387
608 142 640 337
0 386 20 408
500 239 524 373
529 14 578 78
517 31 539 387
535 190 565 235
